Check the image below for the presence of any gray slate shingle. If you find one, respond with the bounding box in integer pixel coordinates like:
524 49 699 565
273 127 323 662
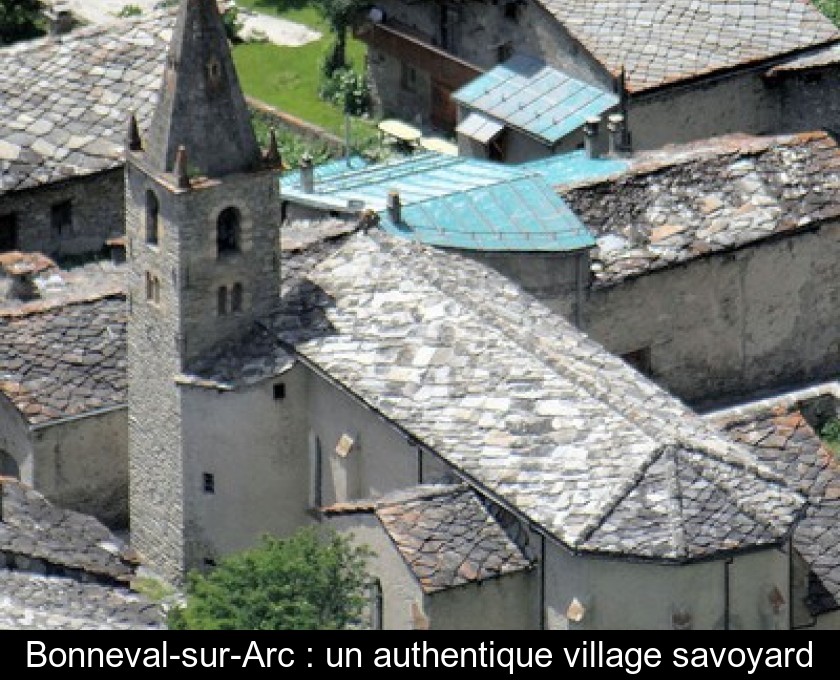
539 0 839 92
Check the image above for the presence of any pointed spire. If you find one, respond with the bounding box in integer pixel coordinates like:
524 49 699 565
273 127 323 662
174 145 191 189
127 112 142 151
264 128 282 167
144 0 261 177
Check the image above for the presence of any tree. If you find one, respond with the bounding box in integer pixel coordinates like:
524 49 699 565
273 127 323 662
315 0 364 77
168 528 373 630
0 0 44 45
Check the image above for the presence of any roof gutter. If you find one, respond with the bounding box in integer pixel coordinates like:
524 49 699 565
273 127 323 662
30 403 126 431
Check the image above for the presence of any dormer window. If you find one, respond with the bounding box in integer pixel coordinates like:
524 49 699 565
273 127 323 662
217 207 240 256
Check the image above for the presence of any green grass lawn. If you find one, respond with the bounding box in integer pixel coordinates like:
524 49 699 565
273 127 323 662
234 0 330 32
231 1 376 150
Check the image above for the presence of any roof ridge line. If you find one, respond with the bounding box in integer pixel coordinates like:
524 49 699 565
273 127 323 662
575 443 669 547
666 444 688 559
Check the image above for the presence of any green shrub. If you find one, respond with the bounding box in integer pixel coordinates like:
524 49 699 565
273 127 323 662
319 68 371 117
117 4 143 18
168 528 372 630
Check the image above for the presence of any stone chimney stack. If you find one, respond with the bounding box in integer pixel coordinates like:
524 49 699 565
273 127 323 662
583 116 605 159
300 155 314 193
387 190 402 224
608 113 628 156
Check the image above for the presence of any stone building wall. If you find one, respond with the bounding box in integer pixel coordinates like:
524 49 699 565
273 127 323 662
0 393 33 483
582 221 840 407
366 0 612 122
33 408 128 528
543 538 790 630
126 161 188 583
0 169 124 259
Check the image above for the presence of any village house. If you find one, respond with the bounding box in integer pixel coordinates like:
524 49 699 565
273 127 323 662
0 12 169 259
356 0 840 159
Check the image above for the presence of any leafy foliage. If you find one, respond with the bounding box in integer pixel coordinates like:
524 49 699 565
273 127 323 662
117 5 143 18
222 4 244 43
0 0 44 45
313 0 364 76
814 0 840 25
168 528 372 630
319 67 371 116
821 417 840 454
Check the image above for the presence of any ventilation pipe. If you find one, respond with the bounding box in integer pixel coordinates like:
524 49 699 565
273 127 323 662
583 116 604 159
387 189 402 224
300 154 314 193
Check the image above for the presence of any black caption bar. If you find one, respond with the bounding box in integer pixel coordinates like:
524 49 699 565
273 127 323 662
7 632 822 676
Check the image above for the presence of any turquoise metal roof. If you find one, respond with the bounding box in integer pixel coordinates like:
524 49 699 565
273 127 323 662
453 54 619 146
281 152 595 252
521 150 631 187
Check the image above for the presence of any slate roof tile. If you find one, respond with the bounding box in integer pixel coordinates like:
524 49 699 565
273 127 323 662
711 395 840 615
275 230 803 559
539 0 839 92
562 131 840 286
0 12 172 195
0 294 126 424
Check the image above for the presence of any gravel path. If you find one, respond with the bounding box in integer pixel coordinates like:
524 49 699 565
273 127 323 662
61 0 322 46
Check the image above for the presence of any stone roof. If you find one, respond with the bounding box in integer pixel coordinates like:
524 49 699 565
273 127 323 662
327 485 533 593
0 478 134 582
767 42 840 74
0 294 127 424
709 387 840 616
538 0 839 93
561 131 840 287
0 570 163 630
274 230 803 560
0 12 171 194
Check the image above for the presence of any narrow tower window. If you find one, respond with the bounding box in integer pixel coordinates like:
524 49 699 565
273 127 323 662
217 207 240 256
146 272 154 300
231 282 243 313
146 190 160 244
217 285 228 316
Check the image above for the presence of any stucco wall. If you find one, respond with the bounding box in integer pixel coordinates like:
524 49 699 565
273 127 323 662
0 393 33 483
627 69 780 151
425 570 538 629
0 169 124 258
544 540 790 630
777 66 840 135
308 369 455 506
582 222 840 406
467 250 586 321
32 407 128 528
328 512 424 629
180 366 312 564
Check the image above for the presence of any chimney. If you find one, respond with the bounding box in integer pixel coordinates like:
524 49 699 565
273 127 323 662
300 154 314 193
174 145 191 189
387 190 402 224
0 252 55 302
608 113 627 156
583 116 604 159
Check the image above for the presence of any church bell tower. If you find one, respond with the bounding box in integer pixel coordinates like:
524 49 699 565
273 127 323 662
126 0 282 581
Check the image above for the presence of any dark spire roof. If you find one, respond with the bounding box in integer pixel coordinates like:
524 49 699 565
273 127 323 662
144 0 261 177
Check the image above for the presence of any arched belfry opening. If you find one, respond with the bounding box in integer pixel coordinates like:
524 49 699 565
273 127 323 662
217 207 240 256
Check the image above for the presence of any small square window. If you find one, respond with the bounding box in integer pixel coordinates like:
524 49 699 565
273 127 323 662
51 200 73 236
203 557 217 568
203 472 215 494
273 383 286 400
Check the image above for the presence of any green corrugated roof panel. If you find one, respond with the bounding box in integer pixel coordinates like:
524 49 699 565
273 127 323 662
453 54 619 145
